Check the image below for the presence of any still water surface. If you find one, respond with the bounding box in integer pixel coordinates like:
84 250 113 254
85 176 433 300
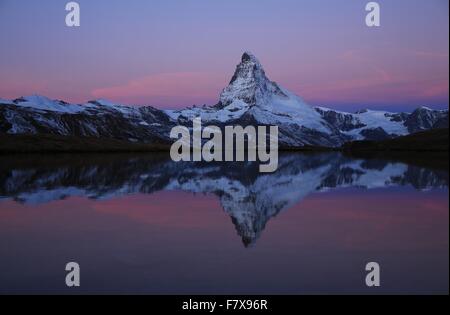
0 153 448 294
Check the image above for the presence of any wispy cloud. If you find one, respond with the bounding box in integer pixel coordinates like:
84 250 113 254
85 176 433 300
91 72 225 107
300 73 448 106
297 48 449 107
0 78 48 99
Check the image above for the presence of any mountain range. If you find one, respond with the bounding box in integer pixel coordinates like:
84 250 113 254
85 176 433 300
1 52 448 148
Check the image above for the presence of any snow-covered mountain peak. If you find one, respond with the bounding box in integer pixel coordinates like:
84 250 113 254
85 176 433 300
89 99 120 107
10 95 84 113
218 52 288 108
241 51 260 64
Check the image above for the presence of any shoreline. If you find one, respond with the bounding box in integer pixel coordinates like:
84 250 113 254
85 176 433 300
1 128 448 154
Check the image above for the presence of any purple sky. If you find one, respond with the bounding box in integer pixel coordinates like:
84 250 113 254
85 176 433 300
0 0 448 112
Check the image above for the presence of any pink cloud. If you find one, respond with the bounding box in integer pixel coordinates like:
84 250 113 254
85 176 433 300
0 78 48 99
289 48 448 105
300 76 449 105
91 72 226 108
295 49 449 106
421 80 450 98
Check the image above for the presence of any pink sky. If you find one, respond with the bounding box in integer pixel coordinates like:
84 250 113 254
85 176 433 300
0 0 448 112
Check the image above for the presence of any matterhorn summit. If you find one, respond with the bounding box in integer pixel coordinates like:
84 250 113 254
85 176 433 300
167 52 339 145
218 51 288 107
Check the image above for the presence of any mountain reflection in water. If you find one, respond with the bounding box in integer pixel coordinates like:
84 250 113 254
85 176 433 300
0 152 447 247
